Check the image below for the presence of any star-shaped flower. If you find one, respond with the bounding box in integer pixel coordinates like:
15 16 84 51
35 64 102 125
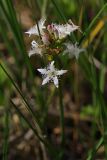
25 19 46 36
64 43 85 59
28 40 43 57
53 20 80 39
37 61 67 88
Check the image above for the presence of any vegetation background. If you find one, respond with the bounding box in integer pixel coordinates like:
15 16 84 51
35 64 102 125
0 0 107 159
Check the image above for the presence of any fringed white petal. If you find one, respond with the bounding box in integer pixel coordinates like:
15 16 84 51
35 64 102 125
53 76 58 88
28 49 36 57
37 69 47 74
56 70 67 76
42 77 50 85
49 61 55 71
28 41 43 57
25 18 46 36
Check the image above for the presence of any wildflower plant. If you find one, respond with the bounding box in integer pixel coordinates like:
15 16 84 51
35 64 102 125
25 18 83 87
25 18 84 158
1 0 107 159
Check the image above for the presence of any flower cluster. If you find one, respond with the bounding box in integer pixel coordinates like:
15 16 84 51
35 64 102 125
25 18 84 88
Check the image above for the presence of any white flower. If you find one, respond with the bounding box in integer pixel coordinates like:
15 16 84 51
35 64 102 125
37 61 67 88
25 19 46 36
53 20 80 39
28 40 43 57
64 43 85 59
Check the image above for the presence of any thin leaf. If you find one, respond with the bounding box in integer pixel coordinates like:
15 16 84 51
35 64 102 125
0 62 40 129
79 3 107 45
87 137 103 160
11 100 58 158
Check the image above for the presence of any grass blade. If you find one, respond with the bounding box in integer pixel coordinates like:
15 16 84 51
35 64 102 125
11 100 59 158
51 0 67 23
0 62 40 129
10 100 44 143
87 137 103 160
79 3 107 45
0 0 33 79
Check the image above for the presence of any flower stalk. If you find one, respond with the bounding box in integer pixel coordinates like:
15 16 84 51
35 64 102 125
59 80 65 158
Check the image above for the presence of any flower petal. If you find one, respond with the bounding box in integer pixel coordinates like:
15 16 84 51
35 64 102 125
25 25 38 36
28 49 36 57
42 77 50 85
49 61 55 71
37 69 47 74
56 70 67 76
39 18 46 28
53 76 59 88
25 18 46 36
29 41 43 57
31 40 38 47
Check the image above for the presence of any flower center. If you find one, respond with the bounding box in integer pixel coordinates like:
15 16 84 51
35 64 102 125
48 70 56 77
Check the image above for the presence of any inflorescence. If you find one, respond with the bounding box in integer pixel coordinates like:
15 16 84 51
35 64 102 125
25 18 85 88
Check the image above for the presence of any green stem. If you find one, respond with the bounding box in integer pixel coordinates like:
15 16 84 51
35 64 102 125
59 81 65 158
41 0 48 18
